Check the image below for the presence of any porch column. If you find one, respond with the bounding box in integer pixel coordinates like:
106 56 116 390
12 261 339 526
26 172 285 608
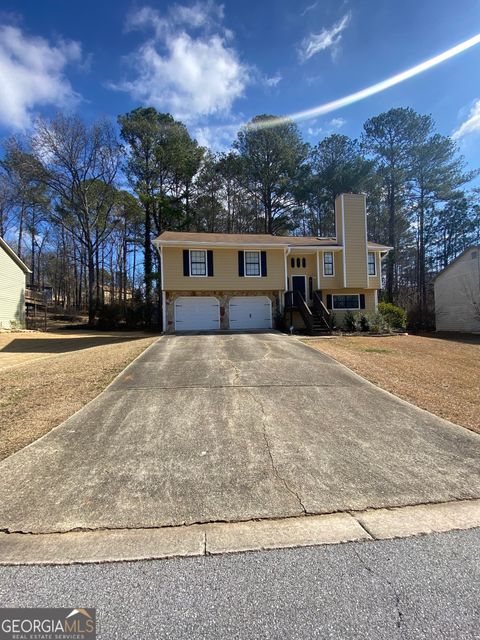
283 248 290 311
316 251 321 292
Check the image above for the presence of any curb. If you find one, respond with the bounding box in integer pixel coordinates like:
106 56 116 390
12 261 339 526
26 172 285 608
1 498 479 566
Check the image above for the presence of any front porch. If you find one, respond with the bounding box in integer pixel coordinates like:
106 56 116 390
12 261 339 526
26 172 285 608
284 289 332 336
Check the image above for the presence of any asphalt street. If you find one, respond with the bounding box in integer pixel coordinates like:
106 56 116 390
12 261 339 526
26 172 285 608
1 529 479 639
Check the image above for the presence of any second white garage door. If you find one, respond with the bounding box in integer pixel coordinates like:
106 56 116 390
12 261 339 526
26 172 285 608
174 297 220 331
229 296 272 330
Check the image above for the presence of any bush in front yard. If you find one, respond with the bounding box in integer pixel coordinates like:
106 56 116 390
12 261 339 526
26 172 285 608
368 312 391 334
354 312 371 332
378 301 406 331
342 311 392 334
344 311 357 332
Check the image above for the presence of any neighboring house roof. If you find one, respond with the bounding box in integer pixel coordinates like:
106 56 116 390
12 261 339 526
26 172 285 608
433 245 480 281
155 231 392 251
0 237 31 273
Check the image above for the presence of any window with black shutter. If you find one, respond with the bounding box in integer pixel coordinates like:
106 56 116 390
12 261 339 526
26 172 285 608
207 250 214 277
238 251 245 276
190 250 207 276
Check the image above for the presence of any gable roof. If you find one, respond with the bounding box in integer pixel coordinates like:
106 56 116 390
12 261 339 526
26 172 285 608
0 237 31 273
155 231 391 250
433 245 480 281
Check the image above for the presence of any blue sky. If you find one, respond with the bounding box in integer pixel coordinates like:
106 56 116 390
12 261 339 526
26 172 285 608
1 0 480 168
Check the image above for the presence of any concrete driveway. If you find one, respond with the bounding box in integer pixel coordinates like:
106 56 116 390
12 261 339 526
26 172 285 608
0 333 479 534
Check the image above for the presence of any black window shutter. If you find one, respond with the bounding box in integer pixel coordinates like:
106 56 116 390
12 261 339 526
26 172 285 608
183 250 190 276
261 251 267 277
309 277 313 299
207 250 214 277
360 294 366 309
326 294 332 309
238 251 244 276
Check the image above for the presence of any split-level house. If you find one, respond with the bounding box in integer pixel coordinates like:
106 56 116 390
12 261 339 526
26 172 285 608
154 193 391 333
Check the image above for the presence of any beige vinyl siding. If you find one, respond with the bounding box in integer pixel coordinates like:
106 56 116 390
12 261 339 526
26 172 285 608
322 288 376 328
341 194 368 288
315 250 343 289
367 251 382 289
288 288 377 330
287 253 317 294
162 247 285 291
434 248 480 332
0 245 27 328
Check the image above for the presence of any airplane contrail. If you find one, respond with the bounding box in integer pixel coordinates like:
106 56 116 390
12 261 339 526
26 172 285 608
237 32 480 130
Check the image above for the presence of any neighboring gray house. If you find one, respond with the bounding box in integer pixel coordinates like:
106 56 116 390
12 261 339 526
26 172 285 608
0 237 31 329
434 246 480 333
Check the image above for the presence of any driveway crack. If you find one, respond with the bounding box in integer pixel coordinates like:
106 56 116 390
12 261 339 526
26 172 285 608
230 358 242 386
247 388 307 515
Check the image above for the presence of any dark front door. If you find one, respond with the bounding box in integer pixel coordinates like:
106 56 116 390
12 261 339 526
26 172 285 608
292 275 306 300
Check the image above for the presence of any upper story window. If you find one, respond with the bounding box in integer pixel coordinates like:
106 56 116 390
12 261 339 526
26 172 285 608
290 256 307 269
245 251 261 276
323 252 334 276
368 252 376 276
190 250 207 276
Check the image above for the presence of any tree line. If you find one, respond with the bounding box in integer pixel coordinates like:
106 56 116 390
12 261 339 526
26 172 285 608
0 106 478 328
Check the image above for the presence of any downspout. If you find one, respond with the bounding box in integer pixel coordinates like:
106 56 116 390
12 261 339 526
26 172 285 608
316 251 321 293
283 247 291 311
159 243 167 333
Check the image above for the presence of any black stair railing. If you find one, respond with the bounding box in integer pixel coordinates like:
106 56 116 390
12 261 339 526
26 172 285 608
285 290 314 333
312 291 332 330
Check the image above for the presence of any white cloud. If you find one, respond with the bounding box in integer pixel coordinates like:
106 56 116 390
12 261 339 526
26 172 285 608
329 117 346 128
0 24 82 129
304 117 346 138
300 2 318 17
299 12 351 62
193 123 239 151
126 1 224 37
452 99 480 139
264 73 282 88
116 3 249 123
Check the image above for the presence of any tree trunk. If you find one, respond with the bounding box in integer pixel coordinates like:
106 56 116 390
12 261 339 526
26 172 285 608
101 244 105 305
17 205 24 259
386 183 396 302
123 218 128 306
144 203 153 324
418 190 426 310
95 235 100 309
87 247 96 327
30 222 35 288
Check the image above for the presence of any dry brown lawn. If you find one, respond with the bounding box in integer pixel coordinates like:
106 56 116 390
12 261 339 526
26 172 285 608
305 333 480 434
0 331 159 460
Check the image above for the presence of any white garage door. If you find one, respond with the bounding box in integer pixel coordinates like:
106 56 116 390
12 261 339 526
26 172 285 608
229 296 272 330
174 297 220 331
